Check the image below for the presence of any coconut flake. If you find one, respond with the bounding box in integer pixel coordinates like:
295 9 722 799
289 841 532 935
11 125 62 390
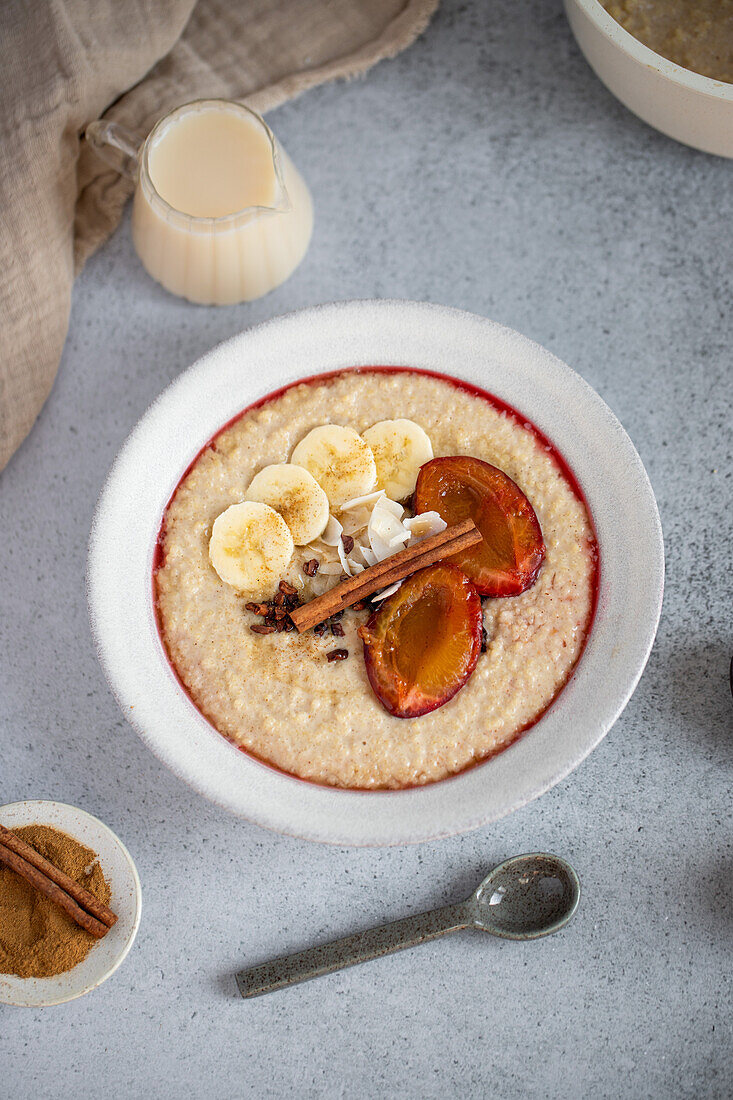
340 490 385 511
358 544 378 567
372 580 402 602
379 497 404 520
317 561 344 576
372 512 406 546
310 573 332 596
351 493 412 562
405 511 447 541
388 525 411 549
347 559 365 574
369 499 409 547
337 540 353 576
341 511 370 536
320 515 343 546
368 528 394 562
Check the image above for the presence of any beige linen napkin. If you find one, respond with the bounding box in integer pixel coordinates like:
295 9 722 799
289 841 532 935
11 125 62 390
0 0 437 473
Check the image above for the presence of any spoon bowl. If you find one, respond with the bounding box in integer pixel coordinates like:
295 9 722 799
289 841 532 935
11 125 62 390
471 853 580 939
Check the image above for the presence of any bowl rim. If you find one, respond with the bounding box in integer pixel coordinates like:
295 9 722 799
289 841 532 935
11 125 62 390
87 299 664 846
569 0 733 101
0 800 142 1006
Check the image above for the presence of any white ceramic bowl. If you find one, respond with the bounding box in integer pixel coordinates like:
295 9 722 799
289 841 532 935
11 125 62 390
88 300 663 846
564 0 733 157
0 801 142 1006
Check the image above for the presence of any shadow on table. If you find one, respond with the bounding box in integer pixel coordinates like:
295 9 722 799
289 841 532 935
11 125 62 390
651 638 733 763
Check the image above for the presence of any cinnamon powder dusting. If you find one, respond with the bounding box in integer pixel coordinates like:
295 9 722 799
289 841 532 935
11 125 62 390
0 824 111 978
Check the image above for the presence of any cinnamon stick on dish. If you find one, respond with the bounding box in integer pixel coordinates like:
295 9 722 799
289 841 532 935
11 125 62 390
0 823 117 939
289 518 482 634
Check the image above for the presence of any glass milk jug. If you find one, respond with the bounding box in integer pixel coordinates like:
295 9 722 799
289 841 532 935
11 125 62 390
86 99 313 305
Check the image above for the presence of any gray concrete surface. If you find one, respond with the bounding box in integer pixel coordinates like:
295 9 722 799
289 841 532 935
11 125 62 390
1 1 731 1096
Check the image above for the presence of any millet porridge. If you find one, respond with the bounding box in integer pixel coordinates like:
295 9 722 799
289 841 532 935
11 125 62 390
155 369 597 789
601 0 733 83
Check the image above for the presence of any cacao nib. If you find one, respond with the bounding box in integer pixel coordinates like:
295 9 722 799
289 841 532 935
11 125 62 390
245 602 270 616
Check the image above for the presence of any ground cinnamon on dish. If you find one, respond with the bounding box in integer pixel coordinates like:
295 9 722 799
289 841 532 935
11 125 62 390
0 824 112 978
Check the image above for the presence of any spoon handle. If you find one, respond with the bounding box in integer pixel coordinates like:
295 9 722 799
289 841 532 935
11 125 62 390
236 902 472 998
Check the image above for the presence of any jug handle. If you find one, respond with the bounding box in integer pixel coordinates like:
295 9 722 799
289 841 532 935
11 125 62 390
84 120 140 181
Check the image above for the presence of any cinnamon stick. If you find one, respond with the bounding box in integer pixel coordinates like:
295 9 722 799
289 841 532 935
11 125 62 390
0 823 117 929
290 518 482 633
0 842 109 939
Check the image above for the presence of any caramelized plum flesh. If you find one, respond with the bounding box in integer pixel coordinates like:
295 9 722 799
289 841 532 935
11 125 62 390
359 564 483 718
414 456 545 597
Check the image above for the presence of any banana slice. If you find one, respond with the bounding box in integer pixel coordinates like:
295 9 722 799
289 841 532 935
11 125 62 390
361 419 433 501
245 463 329 545
291 425 377 510
209 501 294 598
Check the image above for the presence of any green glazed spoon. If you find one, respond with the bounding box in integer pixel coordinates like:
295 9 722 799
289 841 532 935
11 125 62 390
236 852 580 999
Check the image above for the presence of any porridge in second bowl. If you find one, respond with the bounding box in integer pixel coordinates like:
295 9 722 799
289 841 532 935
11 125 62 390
601 0 733 83
154 368 598 789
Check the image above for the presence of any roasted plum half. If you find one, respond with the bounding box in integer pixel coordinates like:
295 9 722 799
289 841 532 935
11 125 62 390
414 456 545 597
358 563 483 718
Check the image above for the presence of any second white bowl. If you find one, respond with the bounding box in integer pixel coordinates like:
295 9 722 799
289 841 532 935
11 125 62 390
565 0 733 157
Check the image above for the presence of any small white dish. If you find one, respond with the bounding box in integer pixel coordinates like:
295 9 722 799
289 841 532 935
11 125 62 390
565 0 733 157
0 801 142 1006
88 300 664 845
